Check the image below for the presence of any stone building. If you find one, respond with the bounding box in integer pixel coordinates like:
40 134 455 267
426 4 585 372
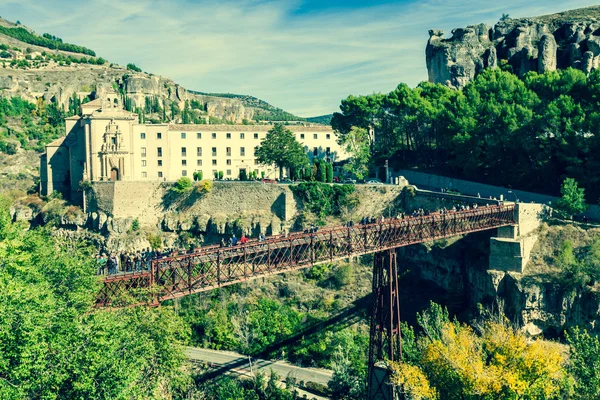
40 94 347 205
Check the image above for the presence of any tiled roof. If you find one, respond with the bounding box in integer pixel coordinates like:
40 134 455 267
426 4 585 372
168 124 333 132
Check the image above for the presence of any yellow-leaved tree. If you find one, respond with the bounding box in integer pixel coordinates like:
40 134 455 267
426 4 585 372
390 303 573 400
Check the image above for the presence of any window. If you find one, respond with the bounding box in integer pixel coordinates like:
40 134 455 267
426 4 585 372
181 147 187 157
240 133 245 139
141 147 146 157
211 133 216 139
254 159 259 165
326 147 331 155
226 147 231 157
158 171 163 178
212 160 217 166
197 132 202 139
157 147 162 157
111 137 116 145
182 160 187 166
300 134 305 139
226 159 231 166
142 171 147 178
197 159 202 166
212 170 218 177
240 147 245 156
254 133 259 139
226 133 231 139
313 147 318 156
197 147 202 156
226 169 231 176
182 170 187 176
141 160 147 167
158 160 163 166
212 147 217 156
157 132 162 139
314 134 318 139
181 132 186 139
326 134 331 140
140 132 146 139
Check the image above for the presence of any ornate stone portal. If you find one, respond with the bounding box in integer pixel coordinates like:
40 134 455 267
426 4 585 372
100 119 129 181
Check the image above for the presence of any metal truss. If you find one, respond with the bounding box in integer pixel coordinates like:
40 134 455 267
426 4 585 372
368 249 401 400
96 205 516 307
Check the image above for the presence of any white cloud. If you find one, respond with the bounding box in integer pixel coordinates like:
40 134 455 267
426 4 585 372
1 0 599 116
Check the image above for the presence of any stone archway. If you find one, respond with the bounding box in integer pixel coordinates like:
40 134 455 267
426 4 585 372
110 167 120 181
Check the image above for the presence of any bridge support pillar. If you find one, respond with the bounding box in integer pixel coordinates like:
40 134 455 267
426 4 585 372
367 249 401 400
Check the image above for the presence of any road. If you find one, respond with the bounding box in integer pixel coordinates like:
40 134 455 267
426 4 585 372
185 347 333 386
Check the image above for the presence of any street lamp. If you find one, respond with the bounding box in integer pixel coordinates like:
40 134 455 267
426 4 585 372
507 190 519 203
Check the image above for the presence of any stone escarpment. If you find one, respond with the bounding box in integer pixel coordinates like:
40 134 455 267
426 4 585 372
426 6 600 88
397 222 600 338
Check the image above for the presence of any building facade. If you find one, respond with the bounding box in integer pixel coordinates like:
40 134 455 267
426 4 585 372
40 94 347 204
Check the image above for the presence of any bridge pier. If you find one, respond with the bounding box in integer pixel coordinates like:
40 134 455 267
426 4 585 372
368 249 401 400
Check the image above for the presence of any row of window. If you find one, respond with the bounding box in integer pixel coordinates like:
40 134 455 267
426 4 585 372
141 147 246 157
141 146 329 159
141 159 260 167
143 169 257 179
139 132 332 140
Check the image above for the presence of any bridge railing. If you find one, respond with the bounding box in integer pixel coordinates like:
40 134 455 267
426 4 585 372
97 204 515 306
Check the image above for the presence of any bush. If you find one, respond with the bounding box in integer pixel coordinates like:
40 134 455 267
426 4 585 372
193 171 203 181
194 179 213 194
171 177 193 193
131 218 140 231
331 264 355 288
126 63 142 72
147 233 162 250
218 171 224 180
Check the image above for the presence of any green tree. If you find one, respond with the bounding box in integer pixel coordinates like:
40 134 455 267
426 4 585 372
566 327 600 399
342 126 371 180
556 177 587 215
326 162 334 183
255 124 309 178
126 63 142 72
318 161 327 182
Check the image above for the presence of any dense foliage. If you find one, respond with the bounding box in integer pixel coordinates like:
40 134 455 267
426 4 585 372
290 182 356 219
0 96 66 153
391 303 572 399
0 199 191 399
0 26 96 56
332 68 600 201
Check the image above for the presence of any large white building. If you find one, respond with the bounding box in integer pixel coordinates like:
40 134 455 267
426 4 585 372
40 94 348 204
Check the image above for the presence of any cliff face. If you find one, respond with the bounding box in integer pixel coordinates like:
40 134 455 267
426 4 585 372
426 6 600 88
397 223 600 338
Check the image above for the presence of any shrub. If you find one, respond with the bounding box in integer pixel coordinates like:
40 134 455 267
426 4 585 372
193 171 203 181
194 179 213 194
131 218 140 231
218 171 224 180
126 63 142 72
171 177 193 193
147 233 162 250
332 264 354 288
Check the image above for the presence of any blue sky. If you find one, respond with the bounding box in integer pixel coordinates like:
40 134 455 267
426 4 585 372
1 0 599 116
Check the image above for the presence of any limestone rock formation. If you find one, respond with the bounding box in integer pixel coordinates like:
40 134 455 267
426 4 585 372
427 6 600 88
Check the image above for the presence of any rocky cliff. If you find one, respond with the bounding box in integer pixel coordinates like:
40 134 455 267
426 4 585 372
397 221 600 338
0 17 303 123
426 6 600 88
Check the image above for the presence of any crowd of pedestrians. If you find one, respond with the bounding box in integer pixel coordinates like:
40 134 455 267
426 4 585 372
98 202 501 276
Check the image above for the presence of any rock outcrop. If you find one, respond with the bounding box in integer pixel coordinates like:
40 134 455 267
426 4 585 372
427 6 600 88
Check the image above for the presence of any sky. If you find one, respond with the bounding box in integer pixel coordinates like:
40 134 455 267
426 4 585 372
1 0 599 117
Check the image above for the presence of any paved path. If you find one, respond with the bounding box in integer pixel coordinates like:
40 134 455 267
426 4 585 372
185 347 333 386
186 347 331 399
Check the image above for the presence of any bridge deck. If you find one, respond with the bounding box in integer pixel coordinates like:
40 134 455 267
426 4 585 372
97 205 515 306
